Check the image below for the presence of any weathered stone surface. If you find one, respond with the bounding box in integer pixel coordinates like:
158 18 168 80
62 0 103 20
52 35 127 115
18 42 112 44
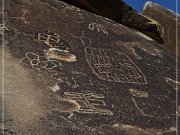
60 0 164 43
143 2 180 56
0 0 179 134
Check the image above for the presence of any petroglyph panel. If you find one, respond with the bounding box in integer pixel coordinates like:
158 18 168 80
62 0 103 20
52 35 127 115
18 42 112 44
85 47 147 84
64 92 113 115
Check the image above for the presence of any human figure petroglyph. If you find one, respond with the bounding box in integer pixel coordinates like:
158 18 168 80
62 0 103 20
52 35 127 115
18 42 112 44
19 52 63 70
10 9 30 24
70 31 92 48
64 92 113 115
85 47 147 84
89 23 108 34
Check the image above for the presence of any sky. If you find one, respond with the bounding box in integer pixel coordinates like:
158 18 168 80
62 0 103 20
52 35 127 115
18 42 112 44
122 0 179 13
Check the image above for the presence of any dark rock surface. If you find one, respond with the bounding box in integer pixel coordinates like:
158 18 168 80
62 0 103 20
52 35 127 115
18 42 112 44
0 0 179 134
60 0 164 43
143 2 180 56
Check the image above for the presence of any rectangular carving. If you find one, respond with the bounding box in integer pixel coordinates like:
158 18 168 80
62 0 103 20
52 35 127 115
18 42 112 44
85 47 147 84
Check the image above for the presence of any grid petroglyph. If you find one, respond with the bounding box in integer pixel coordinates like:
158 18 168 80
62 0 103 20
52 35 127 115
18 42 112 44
85 47 147 84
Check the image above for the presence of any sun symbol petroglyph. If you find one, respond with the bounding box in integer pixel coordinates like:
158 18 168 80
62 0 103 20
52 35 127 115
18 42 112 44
85 47 147 84
88 23 108 34
19 52 63 70
64 92 113 115
10 9 30 24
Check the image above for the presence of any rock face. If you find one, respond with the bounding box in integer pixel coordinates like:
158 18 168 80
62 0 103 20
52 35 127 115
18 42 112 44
0 0 178 134
143 2 180 56
60 0 164 43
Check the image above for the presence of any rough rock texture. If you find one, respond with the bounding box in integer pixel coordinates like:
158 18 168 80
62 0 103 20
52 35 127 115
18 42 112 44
60 0 164 43
0 0 179 134
143 2 180 56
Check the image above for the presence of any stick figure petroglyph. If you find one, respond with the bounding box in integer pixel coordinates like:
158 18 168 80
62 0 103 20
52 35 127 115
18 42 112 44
10 9 30 24
89 23 108 35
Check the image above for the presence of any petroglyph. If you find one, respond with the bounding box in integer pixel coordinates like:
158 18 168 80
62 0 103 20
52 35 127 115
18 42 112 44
46 48 77 62
85 47 147 84
132 97 169 118
38 31 70 50
116 41 162 57
164 77 180 90
58 77 79 89
20 52 63 70
129 89 149 98
71 31 92 46
64 92 113 115
89 23 108 34
10 9 30 24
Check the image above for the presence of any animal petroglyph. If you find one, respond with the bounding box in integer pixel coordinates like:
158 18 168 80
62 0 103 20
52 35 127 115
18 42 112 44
38 31 70 51
129 89 149 98
46 48 77 62
64 92 113 115
85 47 147 84
20 52 63 70
164 77 180 90
89 23 108 34
10 9 29 24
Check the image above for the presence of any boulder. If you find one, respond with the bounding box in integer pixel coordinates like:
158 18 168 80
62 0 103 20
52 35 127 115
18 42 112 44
60 0 164 43
143 2 180 56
